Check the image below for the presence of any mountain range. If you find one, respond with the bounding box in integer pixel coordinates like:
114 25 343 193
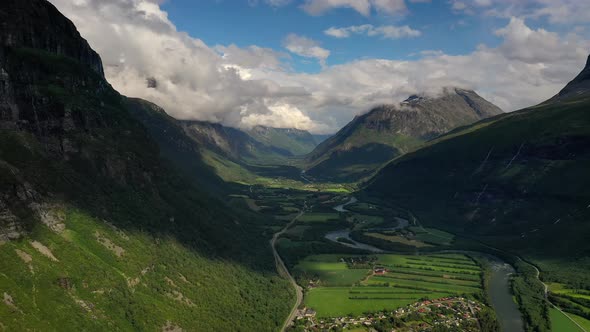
304 88 503 182
1 0 590 331
365 54 590 284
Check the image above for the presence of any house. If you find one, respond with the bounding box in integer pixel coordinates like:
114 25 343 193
304 309 316 317
374 267 387 275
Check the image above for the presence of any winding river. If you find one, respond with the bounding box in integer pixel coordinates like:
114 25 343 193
325 197 525 331
481 255 524 332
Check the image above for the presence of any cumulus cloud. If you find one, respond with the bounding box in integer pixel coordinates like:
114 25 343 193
301 0 406 16
451 0 590 24
282 34 331 67
324 24 421 39
48 0 590 134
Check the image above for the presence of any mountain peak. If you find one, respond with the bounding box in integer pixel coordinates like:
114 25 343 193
555 54 590 99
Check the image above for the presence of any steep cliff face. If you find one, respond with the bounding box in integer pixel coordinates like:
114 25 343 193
0 0 117 157
0 0 104 76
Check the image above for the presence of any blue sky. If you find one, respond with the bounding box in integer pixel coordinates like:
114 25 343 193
162 0 500 72
50 0 590 133
160 0 588 73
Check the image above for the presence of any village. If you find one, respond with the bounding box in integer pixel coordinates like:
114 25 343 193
293 296 484 332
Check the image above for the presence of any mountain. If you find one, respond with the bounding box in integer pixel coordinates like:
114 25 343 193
305 88 503 182
179 121 317 165
0 0 291 330
364 57 590 287
125 102 312 186
312 134 333 145
246 125 317 156
554 55 590 100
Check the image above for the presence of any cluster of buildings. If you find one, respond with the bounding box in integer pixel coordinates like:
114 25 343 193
293 297 483 332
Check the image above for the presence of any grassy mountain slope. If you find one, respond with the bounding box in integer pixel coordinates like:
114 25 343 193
365 60 590 285
306 88 503 183
0 0 291 330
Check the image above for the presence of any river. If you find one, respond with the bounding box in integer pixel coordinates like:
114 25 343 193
325 197 524 331
480 255 525 332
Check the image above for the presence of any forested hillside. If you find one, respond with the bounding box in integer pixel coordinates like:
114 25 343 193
0 0 292 330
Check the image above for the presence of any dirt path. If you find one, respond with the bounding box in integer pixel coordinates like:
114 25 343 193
271 202 306 332
529 264 587 332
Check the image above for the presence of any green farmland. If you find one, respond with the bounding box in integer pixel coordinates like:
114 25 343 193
549 308 585 332
297 254 483 317
547 282 590 331
298 213 340 223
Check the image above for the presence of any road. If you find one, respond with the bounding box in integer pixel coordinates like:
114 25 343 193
528 261 587 332
271 203 305 332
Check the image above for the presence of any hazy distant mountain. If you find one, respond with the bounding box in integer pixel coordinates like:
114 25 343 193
246 125 317 156
312 134 334 145
305 88 503 182
179 121 317 165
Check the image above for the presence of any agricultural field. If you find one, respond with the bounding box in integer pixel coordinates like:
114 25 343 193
547 282 590 330
549 308 585 332
296 254 483 317
408 227 455 245
364 232 432 248
298 213 340 223
349 214 385 229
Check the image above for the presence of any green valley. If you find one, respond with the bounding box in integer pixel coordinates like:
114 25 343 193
1 0 590 331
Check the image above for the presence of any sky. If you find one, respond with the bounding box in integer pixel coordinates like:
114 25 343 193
49 0 590 133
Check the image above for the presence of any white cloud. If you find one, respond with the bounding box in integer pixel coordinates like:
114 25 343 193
495 17 588 64
324 24 421 39
451 0 590 24
282 34 330 67
301 0 406 16
249 0 293 7
48 0 590 134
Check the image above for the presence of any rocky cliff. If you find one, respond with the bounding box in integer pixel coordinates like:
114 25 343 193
0 0 104 76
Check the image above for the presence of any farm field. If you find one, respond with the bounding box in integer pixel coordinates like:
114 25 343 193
547 282 590 330
297 254 483 317
298 213 340 223
550 308 585 332
305 287 450 317
408 227 455 245
364 232 431 248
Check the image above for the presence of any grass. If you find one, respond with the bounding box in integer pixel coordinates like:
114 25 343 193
0 209 292 331
364 233 431 248
298 254 483 317
295 258 369 286
550 308 585 332
408 227 454 245
570 313 590 331
298 213 340 223
305 288 449 317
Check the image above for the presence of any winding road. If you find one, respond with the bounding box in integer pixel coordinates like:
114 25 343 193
271 203 305 332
